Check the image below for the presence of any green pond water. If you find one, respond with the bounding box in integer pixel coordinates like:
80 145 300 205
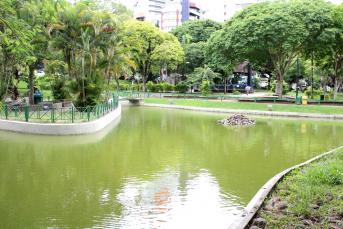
0 106 343 229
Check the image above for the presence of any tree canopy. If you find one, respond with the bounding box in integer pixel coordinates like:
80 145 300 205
170 19 222 43
207 0 332 98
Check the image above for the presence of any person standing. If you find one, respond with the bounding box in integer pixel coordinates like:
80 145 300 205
245 85 251 95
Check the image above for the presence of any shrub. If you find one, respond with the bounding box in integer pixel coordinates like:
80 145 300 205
155 83 163 92
51 81 69 100
0 102 4 112
146 81 155 92
270 80 289 95
139 83 143 91
232 89 241 95
200 81 211 96
162 82 174 92
330 90 334 99
304 88 325 98
174 83 187 93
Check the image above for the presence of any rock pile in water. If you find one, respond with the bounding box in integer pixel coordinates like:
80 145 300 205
217 114 257 126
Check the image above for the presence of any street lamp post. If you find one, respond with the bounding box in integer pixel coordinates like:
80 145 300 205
183 61 190 94
296 57 299 99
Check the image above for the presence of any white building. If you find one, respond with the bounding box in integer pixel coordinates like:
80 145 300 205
222 0 266 22
133 0 203 32
133 0 168 25
161 0 202 32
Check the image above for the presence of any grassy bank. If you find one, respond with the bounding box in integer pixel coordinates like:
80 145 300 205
254 150 343 228
143 98 343 114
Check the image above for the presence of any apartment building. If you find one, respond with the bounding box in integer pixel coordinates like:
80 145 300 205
222 0 266 22
133 0 203 32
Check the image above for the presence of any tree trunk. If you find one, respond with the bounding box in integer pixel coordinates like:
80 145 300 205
224 77 227 94
333 77 341 101
81 54 86 107
116 79 119 91
276 79 283 99
29 65 35 105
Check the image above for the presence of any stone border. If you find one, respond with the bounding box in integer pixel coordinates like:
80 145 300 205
140 103 343 119
228 146 343 229
0 104 121 135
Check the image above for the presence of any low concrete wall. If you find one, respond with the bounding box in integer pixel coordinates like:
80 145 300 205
0 104 121 135
141 103 343 119
228 146 343 229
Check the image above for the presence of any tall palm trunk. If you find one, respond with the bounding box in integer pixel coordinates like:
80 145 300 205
81 52 86 107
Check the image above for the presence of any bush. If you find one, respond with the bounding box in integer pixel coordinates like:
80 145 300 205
232 89 241 95
155 83 163 92
174 83 187 93
304 88 325 98
146 81 155 92
200 81 211 96
270 80 289 95
0 102 3 112
162 82 173 92
330 90 334 99
51 81 69 100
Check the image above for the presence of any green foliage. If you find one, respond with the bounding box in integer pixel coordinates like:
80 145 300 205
200 81 211 96
146 81 155 92
211 0 332 97
232 89 241 95
0 102 4 112
162 82 173 92
186 64 221 85
51 81 69 100
330 90 334 99
184 42 206 74
304 88 324 97
174 83 187 93
155 83 163 92
270 81 289 95
170 19 222 43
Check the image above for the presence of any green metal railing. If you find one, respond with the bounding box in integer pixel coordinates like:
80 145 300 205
114 91 343 107
0 95 119 123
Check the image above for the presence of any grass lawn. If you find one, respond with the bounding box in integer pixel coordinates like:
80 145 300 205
143 98 343 114
256 149 343 228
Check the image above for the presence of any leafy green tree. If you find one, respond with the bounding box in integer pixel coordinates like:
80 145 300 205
124 20 167 92
170 19 222 43
314 4 343 100
212 0 332 98
186 64 221 86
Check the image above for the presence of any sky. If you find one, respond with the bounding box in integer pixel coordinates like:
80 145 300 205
121 0 343 22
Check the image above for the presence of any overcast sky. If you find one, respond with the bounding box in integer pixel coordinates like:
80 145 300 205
121 0 343 22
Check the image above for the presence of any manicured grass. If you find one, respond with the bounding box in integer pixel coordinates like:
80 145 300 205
257 150 343 228
143 98 343 114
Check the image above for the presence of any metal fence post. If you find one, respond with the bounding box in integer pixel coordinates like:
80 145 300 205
25 105 29 122
51 107 55 123
87 106 90 121
5 105 8 119
71 106 74 123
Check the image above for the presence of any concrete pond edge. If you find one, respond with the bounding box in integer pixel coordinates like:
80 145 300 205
227 145 343 229
0 104 121 135
139 103 343 119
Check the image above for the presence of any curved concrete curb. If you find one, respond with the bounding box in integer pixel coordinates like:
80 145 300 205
228 146 343 229
0 104 121 135
141 103 343 119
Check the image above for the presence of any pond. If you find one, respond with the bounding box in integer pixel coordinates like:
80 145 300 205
0 106 342 229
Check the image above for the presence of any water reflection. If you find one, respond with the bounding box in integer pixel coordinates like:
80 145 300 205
0 107 343 228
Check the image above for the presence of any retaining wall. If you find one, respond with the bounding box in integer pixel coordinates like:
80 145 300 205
0 104 121 135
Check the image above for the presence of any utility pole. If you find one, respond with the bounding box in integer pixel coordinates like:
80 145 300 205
311 52 314 99
296 57 299 98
